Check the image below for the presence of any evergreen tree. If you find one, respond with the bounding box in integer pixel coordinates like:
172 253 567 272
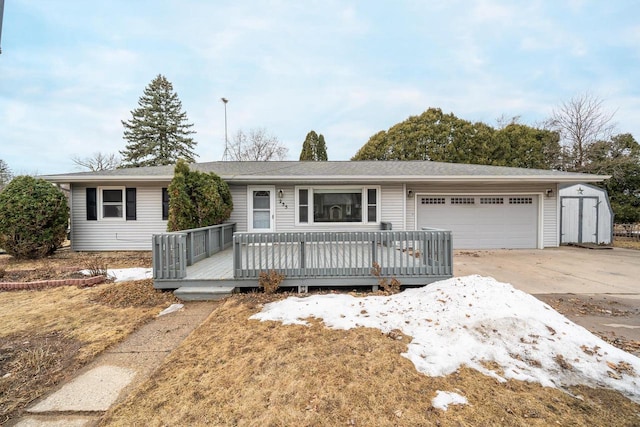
316 134 328 161
167 160 233 231
299 130 328 161
120 75 197 167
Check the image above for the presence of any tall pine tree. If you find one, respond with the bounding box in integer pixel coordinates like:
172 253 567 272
299 130 328 161
120 75 197 167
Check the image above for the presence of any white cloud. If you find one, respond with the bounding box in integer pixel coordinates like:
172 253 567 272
2 0 640 172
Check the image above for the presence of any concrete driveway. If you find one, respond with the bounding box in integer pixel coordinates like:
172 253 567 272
454 246 640 296
454 247 640 346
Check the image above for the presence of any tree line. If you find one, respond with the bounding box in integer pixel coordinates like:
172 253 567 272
351 94 639 223
1 76 637 223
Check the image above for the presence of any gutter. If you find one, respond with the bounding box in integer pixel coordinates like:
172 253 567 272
42 174 610 184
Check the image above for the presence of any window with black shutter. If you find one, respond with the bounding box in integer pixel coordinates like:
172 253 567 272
162 188 169 220
126 188 136 220
86 188 97 221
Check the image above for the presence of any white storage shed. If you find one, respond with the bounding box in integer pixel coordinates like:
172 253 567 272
560 183 613 245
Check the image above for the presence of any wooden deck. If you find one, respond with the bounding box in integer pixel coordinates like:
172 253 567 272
185 247 234 280
154 229 453 295
156 239 451 291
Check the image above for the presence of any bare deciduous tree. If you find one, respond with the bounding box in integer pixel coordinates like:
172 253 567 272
548 92 616 169
0 159 12 189
72 152 121 171
228 128 288 161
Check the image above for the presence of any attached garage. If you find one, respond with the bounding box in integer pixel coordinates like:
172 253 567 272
416 194 540 249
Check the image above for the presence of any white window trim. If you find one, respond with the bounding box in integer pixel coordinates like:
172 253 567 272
98 186 125 221
294 185 381 226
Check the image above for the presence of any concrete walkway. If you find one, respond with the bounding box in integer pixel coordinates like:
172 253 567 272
11 301 219 427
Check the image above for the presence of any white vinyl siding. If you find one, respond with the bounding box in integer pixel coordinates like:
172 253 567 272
228 185 248 233
380 184 405 231
275 185 296 231
70 183 169 251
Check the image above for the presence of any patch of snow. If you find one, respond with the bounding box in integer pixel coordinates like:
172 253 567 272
250 275 640 402
157 303 184 317
81 268 152 282
432 391 468 410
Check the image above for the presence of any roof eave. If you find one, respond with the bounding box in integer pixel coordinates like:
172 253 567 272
41 175 175 183
42 174 610 184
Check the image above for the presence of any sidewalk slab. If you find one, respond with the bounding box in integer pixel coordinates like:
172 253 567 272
14 415 98 427
28 365 135 413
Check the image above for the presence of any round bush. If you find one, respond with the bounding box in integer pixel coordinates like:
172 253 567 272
0 176 69 259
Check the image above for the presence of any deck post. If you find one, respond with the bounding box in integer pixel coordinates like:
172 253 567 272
371 232 378 265
299 235 306 270
205 229 211 257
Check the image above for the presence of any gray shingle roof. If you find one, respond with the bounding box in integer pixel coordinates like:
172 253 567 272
41 160 608 183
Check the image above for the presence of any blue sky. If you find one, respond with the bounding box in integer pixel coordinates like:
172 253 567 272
1 0 639 175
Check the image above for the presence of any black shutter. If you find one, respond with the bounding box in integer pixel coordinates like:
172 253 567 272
86 188 97 221
162 188 169 220
126 188 137 220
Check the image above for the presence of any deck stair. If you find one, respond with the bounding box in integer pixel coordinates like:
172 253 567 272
174 286 236 301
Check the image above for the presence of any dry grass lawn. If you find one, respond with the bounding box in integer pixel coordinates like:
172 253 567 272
102 294 640 427
614 236 640 250
0 249 176 423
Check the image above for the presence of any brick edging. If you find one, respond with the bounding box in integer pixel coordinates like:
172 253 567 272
0 275 106 291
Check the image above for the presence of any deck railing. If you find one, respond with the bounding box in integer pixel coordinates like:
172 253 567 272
153 223 236 279
233 229 452 280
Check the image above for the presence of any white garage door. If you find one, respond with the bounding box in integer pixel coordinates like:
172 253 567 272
417 195 539 249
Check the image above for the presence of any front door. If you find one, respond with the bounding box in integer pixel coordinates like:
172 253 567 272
248 186 275 232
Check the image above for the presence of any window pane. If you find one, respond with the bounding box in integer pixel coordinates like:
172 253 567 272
103 189 122 202
103 205 122 218
253 191 270 209
313 191 362 222
368 206 377 222
299 189 308 205
367 188 377 205
299 206 308 223
253 211 270 229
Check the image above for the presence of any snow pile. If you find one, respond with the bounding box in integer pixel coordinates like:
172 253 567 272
251 275 640 402
432 391 468 410
109 268 153 282
81 267 153 282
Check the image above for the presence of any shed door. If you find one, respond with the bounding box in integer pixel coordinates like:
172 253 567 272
561 197 598 244
561 198 580 243
581 198 598 243
417 195 539 249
